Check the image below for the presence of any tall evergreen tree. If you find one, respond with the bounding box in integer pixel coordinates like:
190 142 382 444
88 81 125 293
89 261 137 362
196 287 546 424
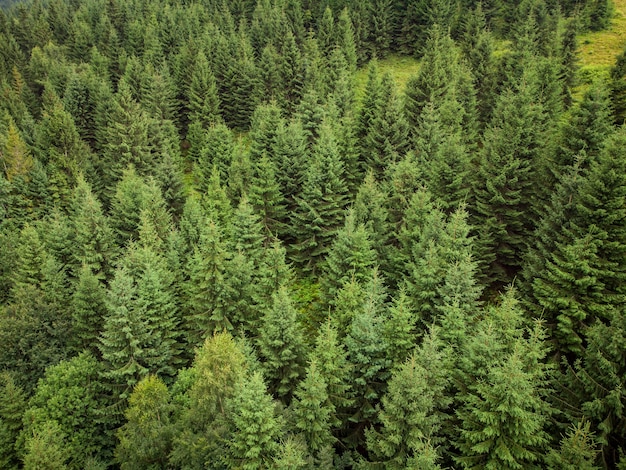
290 121 349 273
0 372 26 470
257 287 307 402
71 264 107 355
456 350 551 469
470 68 547 290
321 209 376 305
367 328 451 469
187 50 221 130
98 78 151 201
291 360 335 459
224 371 284 469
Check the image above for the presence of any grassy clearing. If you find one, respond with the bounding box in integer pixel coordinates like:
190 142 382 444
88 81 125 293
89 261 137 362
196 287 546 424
353 54 421 102
577 0 626 72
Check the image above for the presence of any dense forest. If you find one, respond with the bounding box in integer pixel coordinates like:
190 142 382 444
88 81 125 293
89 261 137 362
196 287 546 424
1 0 626 468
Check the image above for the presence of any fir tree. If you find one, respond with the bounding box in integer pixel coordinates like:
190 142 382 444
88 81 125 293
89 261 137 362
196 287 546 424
321 208 376 306
455 350 551 470
290 121 349 273
224 371 283 469
367 329 451 469
291 360 335 457
0 372 26 470
71 264 107 355
187 50 221 129
257 287 307 401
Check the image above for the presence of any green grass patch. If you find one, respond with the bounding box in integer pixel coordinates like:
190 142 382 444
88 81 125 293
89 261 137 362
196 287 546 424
354 54 421 102
577 0 626 70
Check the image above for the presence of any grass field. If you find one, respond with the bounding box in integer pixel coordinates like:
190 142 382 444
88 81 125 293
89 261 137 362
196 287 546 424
353 54 421 101
577 0 626 76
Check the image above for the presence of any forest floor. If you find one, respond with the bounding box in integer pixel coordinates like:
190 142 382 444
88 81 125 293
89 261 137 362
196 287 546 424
577 0 626 77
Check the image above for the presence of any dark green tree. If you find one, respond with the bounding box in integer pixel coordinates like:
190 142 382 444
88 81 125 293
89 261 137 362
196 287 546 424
291 360 335 459
71 264 107 355
187 50 221 129
470 70 547 290
224 371 284 469
257 287 307 401
366 328 451 469
290 121 349 273
455 349 551 470
557 78 614 170
321 209 376 305
98 78 151 200
0 372 26 470
364 72 411 179
611 45 626 125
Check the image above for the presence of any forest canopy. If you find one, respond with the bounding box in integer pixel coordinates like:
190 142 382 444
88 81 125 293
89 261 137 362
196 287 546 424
0 0 626 468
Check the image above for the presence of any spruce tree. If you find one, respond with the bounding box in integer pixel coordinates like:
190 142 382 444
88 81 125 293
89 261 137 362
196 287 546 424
404 25 477 146
455 350 551 470
272 118 308 215
0 372 26 470
71 264 107 355
291 360 335 457
530 129 626 355
98 267 151 399
546 421 599 470
290 121 349 273
367 329 451 469
187 50 221 129
98 78 151 201
557 78 614 170
470 71 546 290
321 209 376 306
224 371 283 469
309 320 352 429
364 72 411 179
353 171 391 267
257 287 307 402
345 289 392 445
414 101 471 212
611 45 626 125
183 221 230 346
